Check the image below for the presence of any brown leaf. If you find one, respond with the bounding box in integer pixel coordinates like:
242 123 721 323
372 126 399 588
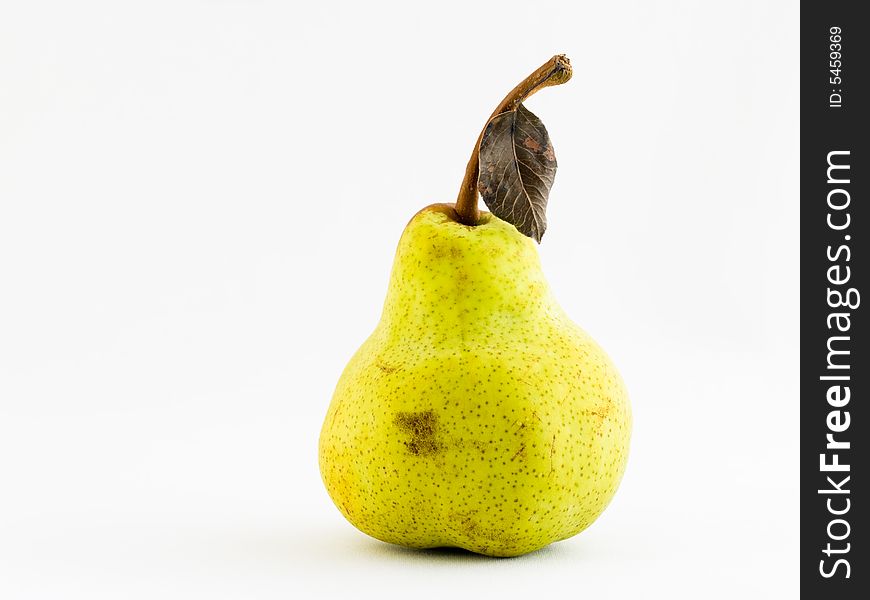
477 104 557 242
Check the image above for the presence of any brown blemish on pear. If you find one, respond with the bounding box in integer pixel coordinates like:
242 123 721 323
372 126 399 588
394 410 443 456
375 358 402 374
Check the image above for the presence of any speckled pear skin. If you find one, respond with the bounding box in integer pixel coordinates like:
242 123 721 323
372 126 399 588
319 204 631 557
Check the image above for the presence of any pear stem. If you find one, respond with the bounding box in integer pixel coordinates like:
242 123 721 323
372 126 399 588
453 54 573 226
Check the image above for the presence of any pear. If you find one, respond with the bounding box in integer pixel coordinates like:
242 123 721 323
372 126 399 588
319 205 631 557
318 56 631 557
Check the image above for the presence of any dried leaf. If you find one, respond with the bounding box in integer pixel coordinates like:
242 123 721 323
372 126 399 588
477 104 557 242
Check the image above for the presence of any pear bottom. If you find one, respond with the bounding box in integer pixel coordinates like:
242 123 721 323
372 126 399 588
318 206 631 557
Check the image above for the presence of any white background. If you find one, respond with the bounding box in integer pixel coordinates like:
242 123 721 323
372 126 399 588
0 1 799 598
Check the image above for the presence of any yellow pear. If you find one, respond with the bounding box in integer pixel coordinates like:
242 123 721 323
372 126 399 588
319 205 631 557
319 55 630 557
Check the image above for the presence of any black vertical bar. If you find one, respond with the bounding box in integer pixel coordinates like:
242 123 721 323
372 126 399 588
801 2 867 596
